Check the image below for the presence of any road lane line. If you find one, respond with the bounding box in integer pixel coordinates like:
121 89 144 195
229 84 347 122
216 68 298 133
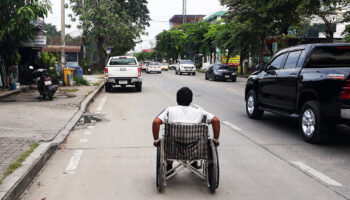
87 125 94 129
223 121 242 131
79 139 88 144
96 96 107 113
83 131 91 135
65 150 84 174
292 161 342 187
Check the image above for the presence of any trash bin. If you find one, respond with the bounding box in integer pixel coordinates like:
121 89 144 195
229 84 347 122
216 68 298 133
9 78 16 90
63 68 75 86
71 66 83 78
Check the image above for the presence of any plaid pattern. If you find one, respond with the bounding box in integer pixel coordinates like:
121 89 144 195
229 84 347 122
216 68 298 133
164 124 209 160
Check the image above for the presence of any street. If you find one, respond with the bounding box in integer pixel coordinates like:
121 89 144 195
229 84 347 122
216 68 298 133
22 71 350 200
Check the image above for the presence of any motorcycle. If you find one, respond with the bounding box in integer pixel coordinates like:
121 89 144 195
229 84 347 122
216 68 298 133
29 66 57 100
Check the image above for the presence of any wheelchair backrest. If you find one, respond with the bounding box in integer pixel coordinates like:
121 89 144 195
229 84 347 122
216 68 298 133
164 123 209 160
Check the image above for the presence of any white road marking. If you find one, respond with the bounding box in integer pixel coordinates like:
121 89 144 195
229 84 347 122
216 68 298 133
83 131 91 135
96 96 107 113
79 139 88 144
65 150 84 174
292 161 342 187
87 125 94 129
223 121 242 131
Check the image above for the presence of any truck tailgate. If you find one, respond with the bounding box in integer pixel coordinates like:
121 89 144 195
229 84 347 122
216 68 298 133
107 65 138 78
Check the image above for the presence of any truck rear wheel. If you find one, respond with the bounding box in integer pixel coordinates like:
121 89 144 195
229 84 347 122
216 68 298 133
300 101 331 143
105 83 111 92
135 83 142 92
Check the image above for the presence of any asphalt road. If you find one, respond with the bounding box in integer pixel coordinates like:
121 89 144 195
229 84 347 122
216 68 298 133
22 70 350 200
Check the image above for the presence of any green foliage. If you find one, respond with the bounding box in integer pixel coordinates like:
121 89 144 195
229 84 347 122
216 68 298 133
70 0 150 67
0 0 50 67
74 77 89 86
135 50 157 61
155 29 186 62
36 52 57 69
42 23 60 36
343 24 350 43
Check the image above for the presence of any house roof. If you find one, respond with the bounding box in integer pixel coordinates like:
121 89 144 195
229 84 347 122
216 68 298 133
203 11 226 22
169 15 205 23
42 45 81 53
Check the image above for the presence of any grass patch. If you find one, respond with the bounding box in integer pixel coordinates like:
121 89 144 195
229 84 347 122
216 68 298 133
197 68 206 73
74 77 89 86
0 142 40 185
92 70 104 75
59 88 79 93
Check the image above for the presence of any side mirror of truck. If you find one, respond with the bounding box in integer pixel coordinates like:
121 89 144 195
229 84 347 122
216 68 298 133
256 64 265 71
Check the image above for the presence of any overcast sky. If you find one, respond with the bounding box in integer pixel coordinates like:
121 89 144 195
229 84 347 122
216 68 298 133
45 0 225 51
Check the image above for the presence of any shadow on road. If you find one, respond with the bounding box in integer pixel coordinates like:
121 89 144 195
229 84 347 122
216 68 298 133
260 113 350 146
108 86 139 93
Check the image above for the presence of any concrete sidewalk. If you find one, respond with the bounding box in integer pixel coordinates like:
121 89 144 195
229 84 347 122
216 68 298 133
0 75 103 199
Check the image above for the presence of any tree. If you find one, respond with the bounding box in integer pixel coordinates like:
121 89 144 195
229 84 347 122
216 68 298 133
0 0 50 66
70 0 150 68
155 29 185 62
297 0 350 42
220 0 301 61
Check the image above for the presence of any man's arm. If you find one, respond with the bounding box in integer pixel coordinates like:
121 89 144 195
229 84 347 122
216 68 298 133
210 116 220 146
152 117 163 147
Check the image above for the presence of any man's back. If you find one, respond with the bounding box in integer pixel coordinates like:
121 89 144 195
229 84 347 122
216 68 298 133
158 105 214 124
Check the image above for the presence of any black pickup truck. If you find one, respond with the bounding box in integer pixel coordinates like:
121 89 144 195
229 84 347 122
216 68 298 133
245 43 350 143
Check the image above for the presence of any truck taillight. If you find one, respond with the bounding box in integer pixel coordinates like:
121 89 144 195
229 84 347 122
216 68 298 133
105 68 108 78
158 66 161 68
138 67 141 77
339 76 350 100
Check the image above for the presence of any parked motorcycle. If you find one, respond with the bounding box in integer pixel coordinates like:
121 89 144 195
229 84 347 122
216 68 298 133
29 66 57 100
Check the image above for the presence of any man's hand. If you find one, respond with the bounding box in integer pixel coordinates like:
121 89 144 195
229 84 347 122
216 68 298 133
153 141 159 147
214 141 220 147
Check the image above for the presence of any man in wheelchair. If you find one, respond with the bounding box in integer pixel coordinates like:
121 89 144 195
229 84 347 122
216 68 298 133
152 87 220 193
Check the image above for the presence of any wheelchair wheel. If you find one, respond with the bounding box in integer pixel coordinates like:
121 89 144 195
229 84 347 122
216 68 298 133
208 140 219 193
156 139 165 192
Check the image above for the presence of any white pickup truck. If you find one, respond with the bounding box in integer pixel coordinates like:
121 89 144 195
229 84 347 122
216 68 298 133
104 56 142 92
175 60 196 75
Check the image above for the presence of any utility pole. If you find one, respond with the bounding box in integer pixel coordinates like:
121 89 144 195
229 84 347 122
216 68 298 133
61 0 66 69
82 0 86 59
182 0 186 24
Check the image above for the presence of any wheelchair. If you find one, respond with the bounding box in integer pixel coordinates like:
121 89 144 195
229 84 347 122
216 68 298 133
156 123 219 193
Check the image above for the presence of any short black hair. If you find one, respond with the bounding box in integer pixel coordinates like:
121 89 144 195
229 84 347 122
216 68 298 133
177 87 193 106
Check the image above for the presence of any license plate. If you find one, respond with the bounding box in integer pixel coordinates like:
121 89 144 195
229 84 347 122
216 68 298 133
120 67 126 71
225 75 230 78
44 81 52 85
119 80 127 84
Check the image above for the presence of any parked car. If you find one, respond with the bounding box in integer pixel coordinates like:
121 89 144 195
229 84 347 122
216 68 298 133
146 62 162 73
245 43 350 143
161 63 169 71
169 64 176 70
205 64 237 82
175 60 196 75
104 56 142 92
140 61 150 71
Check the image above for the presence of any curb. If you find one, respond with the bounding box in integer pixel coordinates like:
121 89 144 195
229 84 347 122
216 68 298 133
0 82 104 200
0 86 30 100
